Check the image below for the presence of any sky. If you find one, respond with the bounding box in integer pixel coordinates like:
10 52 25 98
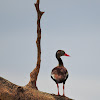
0 0 100 100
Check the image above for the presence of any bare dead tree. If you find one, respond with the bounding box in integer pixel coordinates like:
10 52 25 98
0 0 72 100
26 0 44 89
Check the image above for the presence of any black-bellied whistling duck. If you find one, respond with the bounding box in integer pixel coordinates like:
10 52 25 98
51 50 70 96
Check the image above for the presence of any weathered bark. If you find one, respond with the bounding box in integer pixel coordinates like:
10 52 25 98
26 0 44 89
0 77 72 100
0 0 73 100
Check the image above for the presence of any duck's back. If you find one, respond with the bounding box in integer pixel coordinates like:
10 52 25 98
51 66 69 84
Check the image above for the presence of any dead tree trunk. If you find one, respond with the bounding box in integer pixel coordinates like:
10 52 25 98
0 0 73 100
26 0 44 89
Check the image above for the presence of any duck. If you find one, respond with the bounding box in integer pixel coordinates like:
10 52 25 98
51 50 70 96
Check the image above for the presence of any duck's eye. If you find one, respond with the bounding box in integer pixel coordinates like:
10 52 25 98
61 51 65 55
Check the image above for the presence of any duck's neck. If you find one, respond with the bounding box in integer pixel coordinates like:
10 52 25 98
56 57 64 66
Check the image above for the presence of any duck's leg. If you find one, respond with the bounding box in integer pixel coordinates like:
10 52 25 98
63 83 65 96
57 83 60 95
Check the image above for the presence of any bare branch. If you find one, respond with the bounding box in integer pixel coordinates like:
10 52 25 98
26 0 44 89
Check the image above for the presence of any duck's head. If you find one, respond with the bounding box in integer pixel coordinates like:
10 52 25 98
56 50 70 58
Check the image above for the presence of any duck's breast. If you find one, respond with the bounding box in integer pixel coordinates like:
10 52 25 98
51 66 69 83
